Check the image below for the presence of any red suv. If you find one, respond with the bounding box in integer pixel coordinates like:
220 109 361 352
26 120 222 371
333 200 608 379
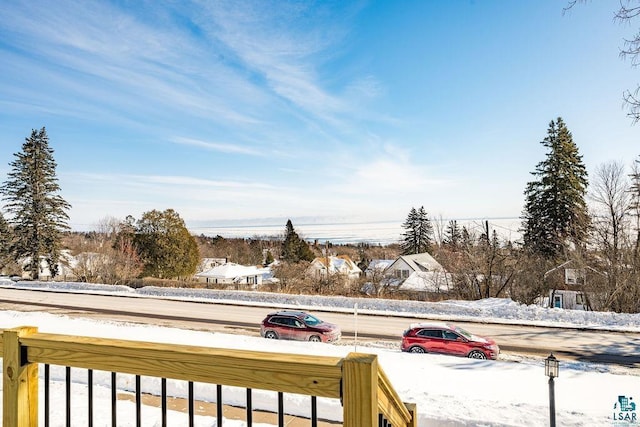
401 322 499 360
260 311 341 343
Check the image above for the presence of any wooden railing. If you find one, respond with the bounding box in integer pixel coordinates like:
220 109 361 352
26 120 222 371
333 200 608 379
3 326 417 427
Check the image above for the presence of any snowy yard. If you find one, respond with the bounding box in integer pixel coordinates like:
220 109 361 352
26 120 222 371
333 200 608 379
1 280 639 426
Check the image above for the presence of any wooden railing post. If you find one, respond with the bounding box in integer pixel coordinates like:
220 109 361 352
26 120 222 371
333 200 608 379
3 326 38 427
342 352 377 427
405 402 418 427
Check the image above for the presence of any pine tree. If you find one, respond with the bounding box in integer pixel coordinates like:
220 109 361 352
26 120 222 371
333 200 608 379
264 250 275 265
400 206 433 255
0 213 12 271
280 219 314 262
443 220 462 250
133 209 200 279
1 128 71 278
521 118 589 259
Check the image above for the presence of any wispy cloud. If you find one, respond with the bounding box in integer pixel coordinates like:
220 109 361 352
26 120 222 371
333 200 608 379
171 137 264 156
64 172 274 190
194 1 370 128
0 1 268 126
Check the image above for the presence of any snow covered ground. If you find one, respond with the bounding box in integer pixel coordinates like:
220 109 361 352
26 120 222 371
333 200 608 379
1 279 639 426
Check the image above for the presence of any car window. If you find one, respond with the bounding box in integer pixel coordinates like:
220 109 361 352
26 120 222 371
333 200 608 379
417 329 442 338
443 330 460 340
453 326 473 340
303 314 321 326
270 316 288 326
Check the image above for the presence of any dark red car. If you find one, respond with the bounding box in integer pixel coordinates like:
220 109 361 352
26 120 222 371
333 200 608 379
260 311 341 343
401 322 499 360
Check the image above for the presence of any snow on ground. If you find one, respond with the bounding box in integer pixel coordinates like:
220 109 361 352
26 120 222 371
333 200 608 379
1 279 639 426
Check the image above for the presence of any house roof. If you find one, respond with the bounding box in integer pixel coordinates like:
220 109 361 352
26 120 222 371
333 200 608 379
366 259 394 271
397 252 443 272
311 255 362 274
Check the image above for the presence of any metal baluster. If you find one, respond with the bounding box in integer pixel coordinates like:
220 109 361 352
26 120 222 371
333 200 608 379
217 384 223 426
44 364 50 427
161 378 167 427
111 372 117 427
278 391 284 427
66 366 71 427
88 369 93 427
136 375 141 427
311 396 318 427
189 381 195 427
246 388 253 426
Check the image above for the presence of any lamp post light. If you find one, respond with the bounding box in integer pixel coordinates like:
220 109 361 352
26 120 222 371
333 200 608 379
545 353 559 427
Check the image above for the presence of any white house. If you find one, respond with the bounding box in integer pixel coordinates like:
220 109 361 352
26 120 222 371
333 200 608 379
195 262 263 288
19 250 77 281
381 253 451 299
384 252 444 280
308 255 362 282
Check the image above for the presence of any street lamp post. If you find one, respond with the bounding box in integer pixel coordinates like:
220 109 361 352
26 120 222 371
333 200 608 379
545 353 559 427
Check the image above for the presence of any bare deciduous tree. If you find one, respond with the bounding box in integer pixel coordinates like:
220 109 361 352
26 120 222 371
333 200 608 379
565 1 640 122
271 261 310 293
589 161 640 312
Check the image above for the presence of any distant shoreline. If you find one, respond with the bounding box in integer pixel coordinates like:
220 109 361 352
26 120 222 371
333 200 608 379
188 218 522 246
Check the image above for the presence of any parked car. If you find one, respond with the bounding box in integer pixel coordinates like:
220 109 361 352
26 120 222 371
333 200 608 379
401 322 499 360
260 310 341 343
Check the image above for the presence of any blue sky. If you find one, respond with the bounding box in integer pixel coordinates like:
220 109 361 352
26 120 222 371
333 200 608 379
0 0 638 232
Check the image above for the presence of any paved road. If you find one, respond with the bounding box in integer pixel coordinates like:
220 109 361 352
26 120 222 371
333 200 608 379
1 287 639 367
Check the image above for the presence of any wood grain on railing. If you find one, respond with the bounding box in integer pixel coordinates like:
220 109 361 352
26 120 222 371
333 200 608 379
342 352 377 427
4 327 39 427
23 332 344 398
377 366 413 427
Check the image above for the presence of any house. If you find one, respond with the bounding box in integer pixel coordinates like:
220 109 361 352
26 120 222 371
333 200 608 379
544 260 602 310
195 262 263 289
19 250 77 281
384 252 444 280
383 253 450 300
308 255 362 282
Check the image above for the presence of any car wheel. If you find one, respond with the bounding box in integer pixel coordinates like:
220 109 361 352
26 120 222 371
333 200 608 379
264 331 278 339
468 350 487 359
309 335 322 342
409 346 425 353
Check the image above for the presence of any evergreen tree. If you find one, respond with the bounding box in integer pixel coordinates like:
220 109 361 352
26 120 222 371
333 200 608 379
1 128 71 278
443 220 462 250
400 206 433 255
0 213 13 271
264 250 275 265
133 209 199 279
280 219 314 262
521 118 589 259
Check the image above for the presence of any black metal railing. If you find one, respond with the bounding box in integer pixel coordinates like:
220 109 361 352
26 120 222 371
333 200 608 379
40 364 324 426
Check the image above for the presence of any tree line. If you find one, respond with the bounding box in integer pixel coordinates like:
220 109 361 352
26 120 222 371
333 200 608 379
1 122 639 312
398 118 640 313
